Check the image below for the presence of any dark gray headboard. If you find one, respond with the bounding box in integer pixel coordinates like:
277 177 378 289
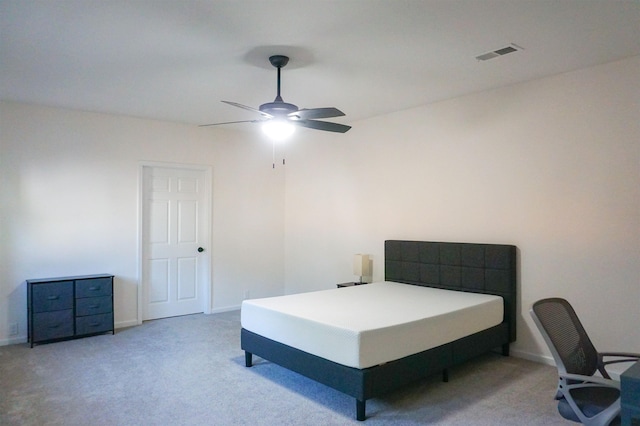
385 240 517 343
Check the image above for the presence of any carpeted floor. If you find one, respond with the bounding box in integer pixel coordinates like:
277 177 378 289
0 311 568 425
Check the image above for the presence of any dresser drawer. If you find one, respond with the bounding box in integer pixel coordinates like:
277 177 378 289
32 309 73 341
75 295 113 316
32 281 73 313
75 277 112 298
76 313 113 335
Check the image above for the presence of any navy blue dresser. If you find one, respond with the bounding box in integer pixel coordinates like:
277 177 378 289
622 362 640 426
27 274 114 347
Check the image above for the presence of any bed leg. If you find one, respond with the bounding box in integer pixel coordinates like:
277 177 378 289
502 344 510 357
245 351 253 367
356 399 366 421
442 368 449 382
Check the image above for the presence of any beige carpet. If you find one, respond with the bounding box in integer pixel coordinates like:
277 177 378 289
0 310 568 425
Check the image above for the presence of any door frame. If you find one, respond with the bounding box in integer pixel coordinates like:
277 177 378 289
137 161 213 325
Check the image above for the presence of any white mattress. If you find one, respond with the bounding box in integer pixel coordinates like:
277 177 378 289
241 281 503 369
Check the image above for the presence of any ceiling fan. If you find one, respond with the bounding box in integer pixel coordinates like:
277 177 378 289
200 55 351 137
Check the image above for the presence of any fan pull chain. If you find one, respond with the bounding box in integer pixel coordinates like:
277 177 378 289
271 140 287 168
281 143 286 166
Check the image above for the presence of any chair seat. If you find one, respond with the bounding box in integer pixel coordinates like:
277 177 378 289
558 386 620 424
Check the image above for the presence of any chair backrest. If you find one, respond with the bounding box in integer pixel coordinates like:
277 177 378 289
531 298 599 377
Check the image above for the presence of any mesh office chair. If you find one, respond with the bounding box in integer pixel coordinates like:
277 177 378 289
531 298 639 426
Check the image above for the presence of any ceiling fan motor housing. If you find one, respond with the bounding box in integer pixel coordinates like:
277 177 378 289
259 101 299 117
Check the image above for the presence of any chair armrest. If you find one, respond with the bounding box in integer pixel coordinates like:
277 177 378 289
560 372 620 390
598 352 640 377
600 352 640 361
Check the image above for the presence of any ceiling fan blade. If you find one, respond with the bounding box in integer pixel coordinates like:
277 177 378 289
222 101 273 118
294 119 352 133
199 119 263 127
289 107 345 120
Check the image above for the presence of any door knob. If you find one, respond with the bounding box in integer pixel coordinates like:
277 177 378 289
197 247 205 253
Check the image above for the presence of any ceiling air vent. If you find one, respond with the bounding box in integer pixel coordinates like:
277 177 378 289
476 44 523 61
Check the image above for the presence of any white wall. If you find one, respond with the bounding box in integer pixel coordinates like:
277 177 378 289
284 56 640 366
0 102 285 345
2 57 638 369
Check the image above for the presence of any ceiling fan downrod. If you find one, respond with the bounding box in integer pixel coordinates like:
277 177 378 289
269 55 289 103
260 55 297 115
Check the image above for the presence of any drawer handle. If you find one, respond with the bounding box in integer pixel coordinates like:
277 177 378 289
88 304 99 309
46 295 60 300
89 322 101 327
88 286 100 291
49 324 60 329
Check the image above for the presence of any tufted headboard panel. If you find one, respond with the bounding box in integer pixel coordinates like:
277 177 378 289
385 240 517 343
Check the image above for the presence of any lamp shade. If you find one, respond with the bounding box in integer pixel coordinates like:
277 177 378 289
353 254 370 277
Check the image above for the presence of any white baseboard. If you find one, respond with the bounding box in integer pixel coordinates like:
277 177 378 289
115 319 139 329
510 348 555 367
0 335 27 346
210 305 241 314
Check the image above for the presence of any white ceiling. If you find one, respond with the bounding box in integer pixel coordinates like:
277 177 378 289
1 0 639 129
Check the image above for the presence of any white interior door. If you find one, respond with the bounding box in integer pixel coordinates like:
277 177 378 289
142 165 210 320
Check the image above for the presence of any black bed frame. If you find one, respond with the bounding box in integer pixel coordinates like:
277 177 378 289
241 240 517 421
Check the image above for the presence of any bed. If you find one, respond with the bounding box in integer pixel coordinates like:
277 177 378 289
241 240 517 420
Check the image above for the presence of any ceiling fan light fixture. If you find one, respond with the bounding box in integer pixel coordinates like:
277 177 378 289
201 54 351 135
262 120 295 141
